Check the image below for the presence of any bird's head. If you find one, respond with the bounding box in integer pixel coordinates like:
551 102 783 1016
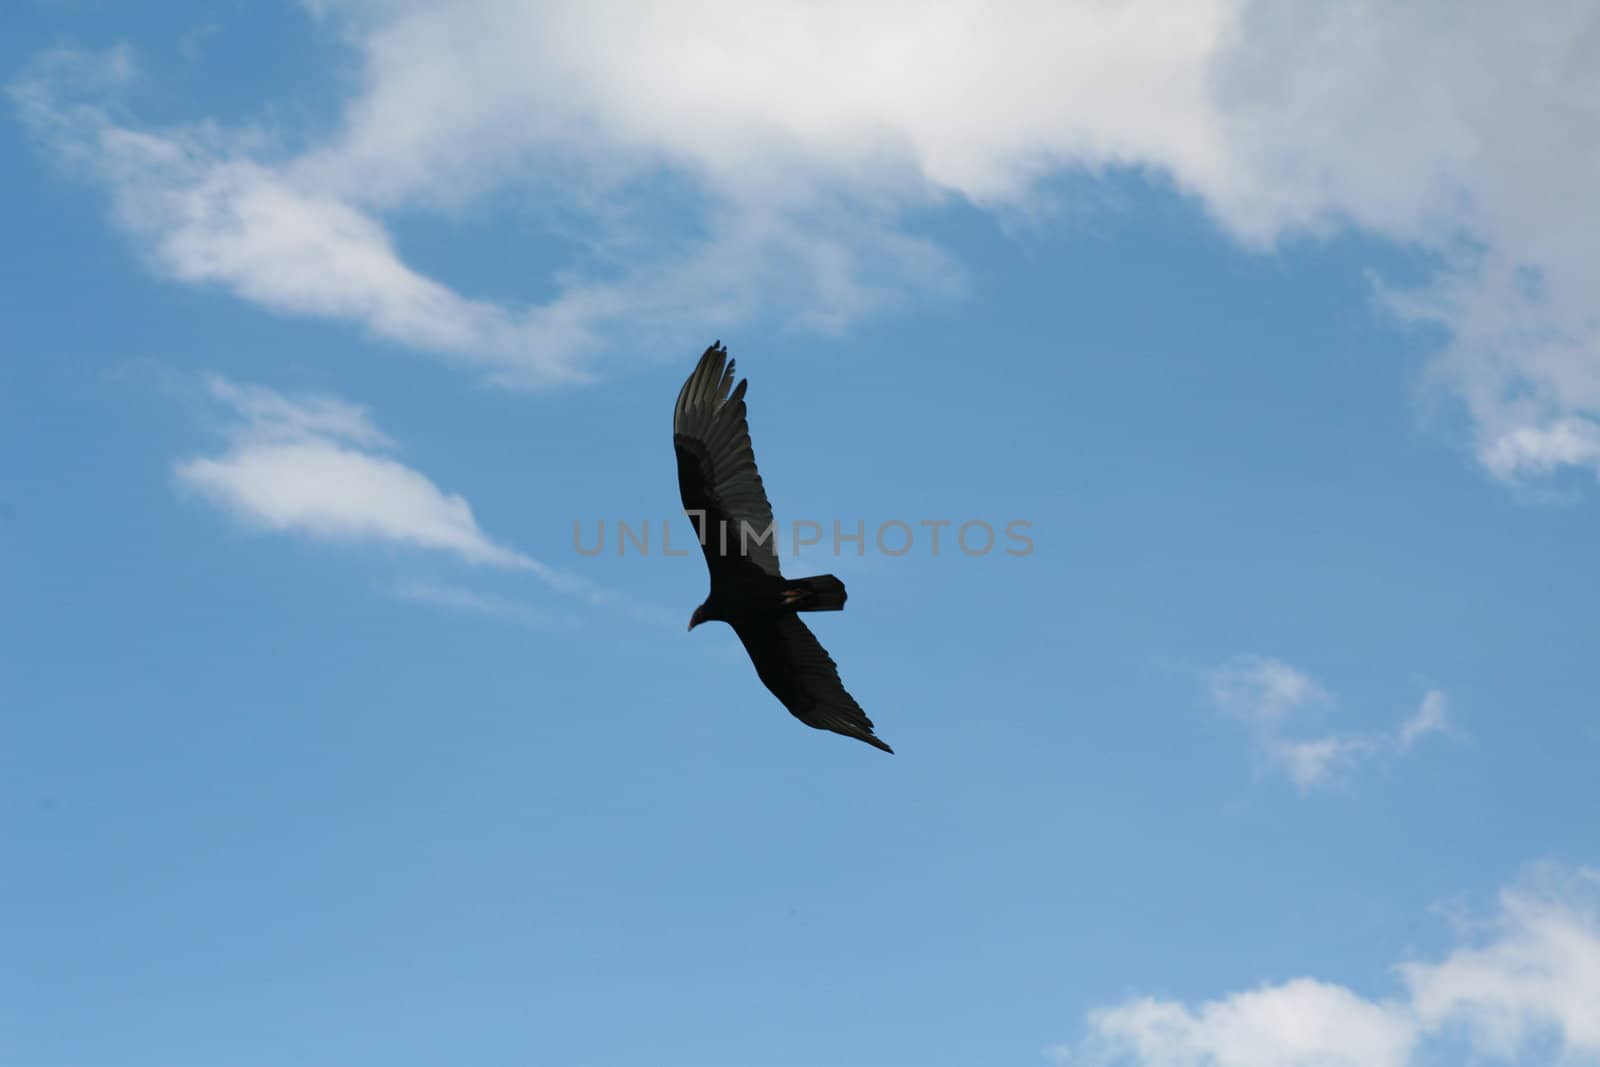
688 604 708 631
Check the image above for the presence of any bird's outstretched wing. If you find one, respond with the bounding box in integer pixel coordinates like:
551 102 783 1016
673 341 781 578
733 614 893 753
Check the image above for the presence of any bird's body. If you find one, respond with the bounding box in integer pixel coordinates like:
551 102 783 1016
674 342 892 754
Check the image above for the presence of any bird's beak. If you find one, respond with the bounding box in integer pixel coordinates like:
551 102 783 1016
687 609 702 631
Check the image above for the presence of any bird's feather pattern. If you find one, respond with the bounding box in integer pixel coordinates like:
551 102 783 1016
673 342 781 578
733 615 893 753
674 341 891 753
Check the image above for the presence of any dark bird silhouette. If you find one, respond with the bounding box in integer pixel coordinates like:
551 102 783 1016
675 341 892 753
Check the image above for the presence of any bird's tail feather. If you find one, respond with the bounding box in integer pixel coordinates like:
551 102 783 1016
783 574 847 612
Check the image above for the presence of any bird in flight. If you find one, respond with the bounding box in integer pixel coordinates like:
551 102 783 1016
675 341 893 754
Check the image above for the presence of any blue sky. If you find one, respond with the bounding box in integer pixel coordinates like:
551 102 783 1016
3 3 1599 1066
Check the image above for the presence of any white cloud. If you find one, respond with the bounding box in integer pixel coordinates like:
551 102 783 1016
1065 868 1600 1067
10 50 596 385
176 376 672 623
177 376 531 567
179 443 534 567
202 378 395 450
1397 690 1449 750
1270 735 1377 793
1084 980 1416 1067
1479 418 1600 482
1405 870 1600 1056
14 4 1600 476
1208 658 1446 791
1210 658 1329 726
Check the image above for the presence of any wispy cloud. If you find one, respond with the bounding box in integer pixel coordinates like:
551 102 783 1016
1061 865 1600 1066
388 578 568 629
177 376 532 568
176 376 672 625
1208 657 1447 791
1210 657 1330 726
1397 690 1449 750
14 6 1600 477
9 49 595 386
1479 417 1600 482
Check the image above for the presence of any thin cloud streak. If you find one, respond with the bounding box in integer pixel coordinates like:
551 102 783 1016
388 579 571 629
175 375 671 626
176 376 533 568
